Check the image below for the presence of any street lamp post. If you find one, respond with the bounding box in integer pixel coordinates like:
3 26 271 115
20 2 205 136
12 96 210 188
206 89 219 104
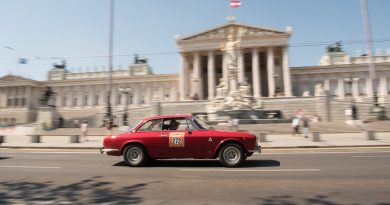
105 0 115 126
119 87 132 126
360 0 386 120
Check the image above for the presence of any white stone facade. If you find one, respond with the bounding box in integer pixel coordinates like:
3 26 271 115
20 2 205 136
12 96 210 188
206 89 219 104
177 21 293 100
1 20 390 124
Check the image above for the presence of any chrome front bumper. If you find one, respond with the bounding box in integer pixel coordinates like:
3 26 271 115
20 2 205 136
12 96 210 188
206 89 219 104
248 145 261 153
100 147 120 155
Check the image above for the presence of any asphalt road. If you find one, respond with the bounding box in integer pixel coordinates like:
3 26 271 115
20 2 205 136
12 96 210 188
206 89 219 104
0 148 390 205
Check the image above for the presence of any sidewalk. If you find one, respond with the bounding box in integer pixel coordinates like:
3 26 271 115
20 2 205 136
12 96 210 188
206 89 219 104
1 132 389 149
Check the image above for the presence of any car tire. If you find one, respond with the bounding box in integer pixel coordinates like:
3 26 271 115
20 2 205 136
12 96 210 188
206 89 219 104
219 143 245 167
123 145 148 167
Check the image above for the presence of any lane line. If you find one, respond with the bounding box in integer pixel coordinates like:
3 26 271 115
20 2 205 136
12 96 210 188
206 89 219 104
0 165 62 169
352 155 390 158
260 150 390 155
180 169 321 172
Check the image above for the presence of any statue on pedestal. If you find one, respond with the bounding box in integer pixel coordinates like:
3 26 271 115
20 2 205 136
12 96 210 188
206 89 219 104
40 86 56 106
216 78 228 99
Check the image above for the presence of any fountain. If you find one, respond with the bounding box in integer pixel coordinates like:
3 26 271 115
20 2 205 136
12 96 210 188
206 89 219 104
207 29 263 122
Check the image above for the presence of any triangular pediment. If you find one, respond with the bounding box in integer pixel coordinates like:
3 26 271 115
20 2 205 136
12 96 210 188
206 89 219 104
0 75 38 83
178 22 288 42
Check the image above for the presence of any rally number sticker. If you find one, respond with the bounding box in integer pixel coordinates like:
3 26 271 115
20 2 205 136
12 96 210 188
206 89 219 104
169 132 185 147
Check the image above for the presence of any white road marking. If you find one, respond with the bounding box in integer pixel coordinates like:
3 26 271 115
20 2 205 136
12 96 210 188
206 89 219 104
352 155 390 158
180 168 321 172
260 150 390 155
0 165 62 169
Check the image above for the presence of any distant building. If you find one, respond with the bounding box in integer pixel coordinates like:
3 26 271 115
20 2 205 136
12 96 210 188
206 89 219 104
1 19 389 125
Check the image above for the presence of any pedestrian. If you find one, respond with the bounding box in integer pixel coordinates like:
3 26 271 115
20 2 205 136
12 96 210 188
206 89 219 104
105 117 114 135
74 119 80 128
291 116 300 137
228 120 233 131
80 120 88 142
232 118 239 131
302 116 310 138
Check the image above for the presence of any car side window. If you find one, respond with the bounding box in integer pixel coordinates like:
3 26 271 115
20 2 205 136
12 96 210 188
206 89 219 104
162 118 188 131
137 119 162 132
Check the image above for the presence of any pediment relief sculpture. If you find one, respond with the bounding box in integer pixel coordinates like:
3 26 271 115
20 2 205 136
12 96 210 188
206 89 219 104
180 24 286 42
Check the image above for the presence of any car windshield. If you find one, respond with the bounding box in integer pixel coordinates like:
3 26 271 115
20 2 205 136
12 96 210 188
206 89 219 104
191 116 211 130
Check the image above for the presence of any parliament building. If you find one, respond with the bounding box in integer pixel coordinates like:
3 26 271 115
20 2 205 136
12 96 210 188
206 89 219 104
1 20 389 127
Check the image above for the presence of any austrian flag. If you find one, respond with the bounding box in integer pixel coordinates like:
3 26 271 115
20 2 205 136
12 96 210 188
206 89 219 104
230 0 241 8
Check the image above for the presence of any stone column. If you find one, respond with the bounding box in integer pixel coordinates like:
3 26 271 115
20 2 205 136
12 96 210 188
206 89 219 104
223 53 228 82
146 86 152 105
87 87 93 107
207 50 216 100
282 47 292 97
134 87 140 105
159 86 164 102
111 84 117 106
337 79 345 99
25 86 32 108
324 79 330 91
267 47 275 97
179 53 188 101
193 52 203 99
53 87 60 108
0 88 3 107
170 85 177 102
379 76 388 97
237 49 244 83
366 78 373 98
352 78 360 100
252 48 261 98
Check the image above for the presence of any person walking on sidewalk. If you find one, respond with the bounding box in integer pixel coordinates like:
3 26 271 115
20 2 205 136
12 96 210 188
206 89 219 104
302 116 310 138
291 116 300 137
80 120 88 142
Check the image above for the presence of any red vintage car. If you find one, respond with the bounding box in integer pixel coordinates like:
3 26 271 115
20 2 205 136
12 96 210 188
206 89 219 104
100 114 261 167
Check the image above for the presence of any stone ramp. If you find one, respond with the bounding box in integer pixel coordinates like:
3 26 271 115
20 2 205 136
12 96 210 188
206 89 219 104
214 121 390 134
39 127 122 136
26 120 390 136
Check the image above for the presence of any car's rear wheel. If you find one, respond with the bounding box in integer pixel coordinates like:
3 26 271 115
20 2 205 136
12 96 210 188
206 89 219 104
123 145 148 167
219 143 245 167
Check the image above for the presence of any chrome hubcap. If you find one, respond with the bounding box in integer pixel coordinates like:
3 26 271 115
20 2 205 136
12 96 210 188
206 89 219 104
224 147 240 164
127 147 143 164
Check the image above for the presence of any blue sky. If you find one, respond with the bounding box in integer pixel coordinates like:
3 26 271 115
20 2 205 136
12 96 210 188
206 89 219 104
1 0 389 81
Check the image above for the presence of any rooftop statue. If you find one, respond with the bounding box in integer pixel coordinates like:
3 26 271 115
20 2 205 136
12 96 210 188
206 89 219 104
134 54 148 64
326 41 343 53
53 60 66 69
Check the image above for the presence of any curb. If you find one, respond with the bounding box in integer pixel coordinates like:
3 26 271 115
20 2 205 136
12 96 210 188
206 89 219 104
2 145 390 150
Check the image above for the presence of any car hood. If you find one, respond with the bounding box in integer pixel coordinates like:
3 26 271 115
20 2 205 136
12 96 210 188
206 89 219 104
211 130 255 138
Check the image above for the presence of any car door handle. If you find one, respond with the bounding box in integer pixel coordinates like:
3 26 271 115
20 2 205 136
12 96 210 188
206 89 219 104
160 134 167 137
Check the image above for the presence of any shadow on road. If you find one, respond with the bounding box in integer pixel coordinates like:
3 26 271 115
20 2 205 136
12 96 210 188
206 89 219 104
0 157 11 160
113 159 280 168
254 193 390 205
0 176 157 204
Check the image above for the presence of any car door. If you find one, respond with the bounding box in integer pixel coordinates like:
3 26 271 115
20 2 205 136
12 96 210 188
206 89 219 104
160 118 187 158
184 118 216 158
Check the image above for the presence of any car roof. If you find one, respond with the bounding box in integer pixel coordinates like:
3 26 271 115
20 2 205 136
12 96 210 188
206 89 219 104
142 114 192 121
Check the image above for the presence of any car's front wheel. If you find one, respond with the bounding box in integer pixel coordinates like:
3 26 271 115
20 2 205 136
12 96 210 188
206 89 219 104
123 145 148 167
219 143 245 167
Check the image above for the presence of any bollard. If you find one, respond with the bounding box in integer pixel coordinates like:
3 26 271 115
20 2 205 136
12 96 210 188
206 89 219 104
30 135 41 143
365 130 376 140
259 133 267 142
312 132 320 142
0 135 4 144
70 135 80 143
